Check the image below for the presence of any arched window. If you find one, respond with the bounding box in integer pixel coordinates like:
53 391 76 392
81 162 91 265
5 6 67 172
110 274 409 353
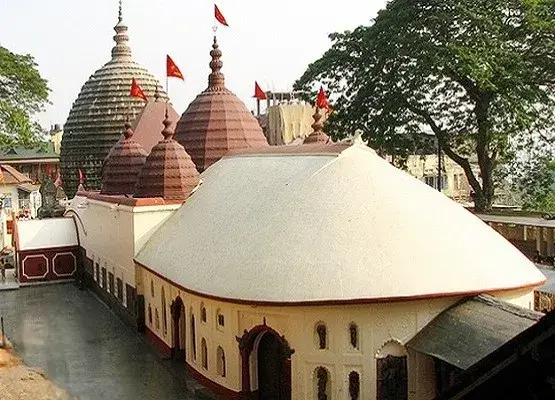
376 341 408 400
190 312 196 360
314 367 330 399
349 323 359 349
150 280 154 297
315 322 327 349
201 303 207 323
201 338 208 369
348 371 360 400
217 346 226 377
155 309 160 330
216 309 225 329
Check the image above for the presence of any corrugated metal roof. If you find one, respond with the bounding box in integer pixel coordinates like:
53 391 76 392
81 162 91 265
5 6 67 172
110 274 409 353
407 295 542 370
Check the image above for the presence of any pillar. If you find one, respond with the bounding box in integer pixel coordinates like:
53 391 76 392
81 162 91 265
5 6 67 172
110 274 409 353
539 227 548 256
547 228 555 257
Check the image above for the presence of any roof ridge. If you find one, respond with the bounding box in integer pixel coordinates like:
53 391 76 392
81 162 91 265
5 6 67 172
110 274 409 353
475 294 543 321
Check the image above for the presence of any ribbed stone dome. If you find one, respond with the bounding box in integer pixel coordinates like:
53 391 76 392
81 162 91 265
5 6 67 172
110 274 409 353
60 4 167 197
100 121 147 195
135 113 200 201
175 37 268 173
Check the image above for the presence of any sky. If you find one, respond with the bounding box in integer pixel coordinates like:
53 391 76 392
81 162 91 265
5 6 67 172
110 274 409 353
0 0 387 130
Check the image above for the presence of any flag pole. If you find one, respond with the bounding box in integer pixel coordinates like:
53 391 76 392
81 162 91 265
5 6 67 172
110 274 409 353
166 75 169 99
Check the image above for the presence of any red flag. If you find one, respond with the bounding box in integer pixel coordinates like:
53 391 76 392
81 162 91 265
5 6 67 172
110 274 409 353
316 86 329 109
78 169 84 184
254 81 267 100
130 78 148 101
166 55 184 80
214 4 229 27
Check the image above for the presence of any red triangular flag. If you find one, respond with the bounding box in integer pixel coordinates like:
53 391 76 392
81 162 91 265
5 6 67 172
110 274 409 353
130 78 148 101
215 4 229 27
166 55 184 80
254 81 267 100
316 86 329 109
78 169 84 184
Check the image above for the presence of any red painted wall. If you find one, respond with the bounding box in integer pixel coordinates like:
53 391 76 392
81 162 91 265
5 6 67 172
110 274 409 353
18 246 78 284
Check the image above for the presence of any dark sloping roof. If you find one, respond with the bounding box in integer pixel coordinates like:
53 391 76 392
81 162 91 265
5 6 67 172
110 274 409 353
435 309 555 400
407 295 542 370
0 143 59 161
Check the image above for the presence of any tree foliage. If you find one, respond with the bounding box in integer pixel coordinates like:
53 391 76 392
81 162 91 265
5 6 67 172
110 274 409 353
295 0 555 212
0 45 50 148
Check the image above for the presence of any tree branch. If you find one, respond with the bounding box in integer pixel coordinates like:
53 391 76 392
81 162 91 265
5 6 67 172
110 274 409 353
406 102 483 194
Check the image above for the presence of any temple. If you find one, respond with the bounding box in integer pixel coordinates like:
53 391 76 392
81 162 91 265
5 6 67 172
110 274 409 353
7 3 554 400
60 1 174 196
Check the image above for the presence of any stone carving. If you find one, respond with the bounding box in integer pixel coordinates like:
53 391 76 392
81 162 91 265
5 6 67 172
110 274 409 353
37 177 65 219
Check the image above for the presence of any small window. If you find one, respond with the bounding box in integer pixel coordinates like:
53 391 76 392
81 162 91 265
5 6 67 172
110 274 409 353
315 323 327 349
155 308 160 330
95 262 99 282
349 371 360 400
148 304 152 325
217 314 225 327
201 338 208 369
217 346 226 377
315 367 330 399
201 304 207 323
349 323 359 349
150 280 155 297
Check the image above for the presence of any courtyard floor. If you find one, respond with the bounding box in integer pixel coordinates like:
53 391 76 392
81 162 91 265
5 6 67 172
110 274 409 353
0 283 197 400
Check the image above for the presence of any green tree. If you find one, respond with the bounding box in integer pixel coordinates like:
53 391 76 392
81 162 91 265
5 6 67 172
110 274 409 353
295 0 555 212
511 154 555 213
0 45 50 147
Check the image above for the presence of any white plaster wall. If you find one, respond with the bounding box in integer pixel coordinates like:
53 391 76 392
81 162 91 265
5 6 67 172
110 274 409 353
139 267 537 400
67 198 179 291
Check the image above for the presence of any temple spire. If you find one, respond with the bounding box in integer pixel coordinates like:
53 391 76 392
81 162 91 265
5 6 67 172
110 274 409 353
208 36 225 89
111 0 132 60
161 110 174 141
304 107 330 145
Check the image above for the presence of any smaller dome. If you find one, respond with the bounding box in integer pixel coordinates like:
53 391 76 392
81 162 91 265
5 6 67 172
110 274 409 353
304 108 330 145
134 111 200 200
101 122 148 195
175 36 268 172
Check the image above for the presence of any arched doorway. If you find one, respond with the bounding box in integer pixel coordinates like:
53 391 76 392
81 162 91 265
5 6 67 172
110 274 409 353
170 296 185 359
237 324 294 400
258 332 288 399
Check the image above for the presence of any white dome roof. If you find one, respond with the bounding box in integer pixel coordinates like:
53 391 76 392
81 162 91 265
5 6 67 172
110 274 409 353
135 143 545 304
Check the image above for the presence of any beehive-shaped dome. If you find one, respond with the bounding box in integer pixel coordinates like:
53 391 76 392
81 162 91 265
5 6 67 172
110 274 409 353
100 121 147 195
60 3 167 197
134 112 200 200
304 107 331 145
174 37 268 173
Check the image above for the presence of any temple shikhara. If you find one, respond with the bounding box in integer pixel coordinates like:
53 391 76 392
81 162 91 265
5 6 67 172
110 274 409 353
3 2 555 400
